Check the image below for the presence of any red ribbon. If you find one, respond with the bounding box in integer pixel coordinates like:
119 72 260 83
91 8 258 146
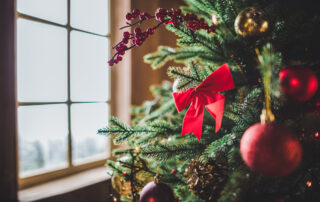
173 64 235 141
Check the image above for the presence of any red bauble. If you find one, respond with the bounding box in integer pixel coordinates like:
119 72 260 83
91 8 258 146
279 67 318 102
140 181 175 202
240 123 302 177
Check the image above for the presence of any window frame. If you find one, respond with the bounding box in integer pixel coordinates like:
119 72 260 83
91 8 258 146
16 0 114 189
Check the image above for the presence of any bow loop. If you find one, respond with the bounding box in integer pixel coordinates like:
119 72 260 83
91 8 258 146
173 64 234 141
198 64 235 92
173 88 195 112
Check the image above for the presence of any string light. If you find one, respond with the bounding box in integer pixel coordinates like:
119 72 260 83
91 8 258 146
135 146 141 152
306 181 312 187
315 132 319 138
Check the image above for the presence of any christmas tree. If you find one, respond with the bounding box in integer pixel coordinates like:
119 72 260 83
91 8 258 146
99 0 320 201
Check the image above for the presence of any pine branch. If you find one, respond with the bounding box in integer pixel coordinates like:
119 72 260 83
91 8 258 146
202 133 238 159
144 46 218 69
140 141 205 161
98 117 157 144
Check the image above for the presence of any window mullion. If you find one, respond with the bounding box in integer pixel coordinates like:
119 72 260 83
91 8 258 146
67 0 73 168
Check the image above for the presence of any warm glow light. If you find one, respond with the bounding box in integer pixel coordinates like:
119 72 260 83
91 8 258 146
308 78 318 92
212 14 218 25
148 198 155 202
290 78 300 87
135 146 142 152
306 181 312 187
259 21 268 32
315 132 319 138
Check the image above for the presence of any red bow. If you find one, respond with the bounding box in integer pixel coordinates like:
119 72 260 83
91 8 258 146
173 64 234 141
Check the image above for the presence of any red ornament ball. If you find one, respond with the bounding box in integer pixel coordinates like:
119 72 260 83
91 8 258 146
240 123 302 177
140 181 175 202
279 67 318 102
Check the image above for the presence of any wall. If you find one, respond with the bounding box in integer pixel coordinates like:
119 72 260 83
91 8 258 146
31 180 114 202
131 0 185 105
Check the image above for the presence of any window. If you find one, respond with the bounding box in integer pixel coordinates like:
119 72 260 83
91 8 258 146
16 0 111 188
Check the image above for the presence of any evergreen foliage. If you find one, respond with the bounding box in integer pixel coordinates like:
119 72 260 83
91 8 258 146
100 0 320 201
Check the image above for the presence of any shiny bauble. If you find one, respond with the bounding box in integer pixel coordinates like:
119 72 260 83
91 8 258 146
240 123 302 177
234 7 269 37
140 181 175 202
279 67 318 102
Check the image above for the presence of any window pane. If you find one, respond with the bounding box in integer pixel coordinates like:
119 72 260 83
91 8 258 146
17 19 68 102
71 103 110 164
18 104 68 176
70 31 109 102
71 0 109 35
17 0 67 25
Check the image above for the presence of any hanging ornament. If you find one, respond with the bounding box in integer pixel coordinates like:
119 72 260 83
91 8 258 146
234 7 269 37
240 48 302 177
139 180 175 202
111 173 132 196
184 158 228 201
279 67 318 102
240 123 302 177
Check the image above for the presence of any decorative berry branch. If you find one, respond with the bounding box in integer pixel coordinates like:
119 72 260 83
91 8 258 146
108 8 217 66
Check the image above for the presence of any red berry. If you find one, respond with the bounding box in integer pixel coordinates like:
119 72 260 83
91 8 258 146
136 40 142 46
122 39 128 45
125 13 132 20
171 169 177 174
132 9 140 15
117 55 122 61
123 31 130 39
108 60 114 66
158 8 167 14
134 27 141 34
146 28 154 34
122 172 127 175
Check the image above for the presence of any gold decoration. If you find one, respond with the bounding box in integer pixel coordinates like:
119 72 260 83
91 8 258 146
184 158 228 201
111 173 132 196
256 48 275 124
234 7 269 37
136 171 154 186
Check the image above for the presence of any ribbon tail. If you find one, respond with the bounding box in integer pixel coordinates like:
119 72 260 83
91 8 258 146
182 102 204 142
205 95 225 133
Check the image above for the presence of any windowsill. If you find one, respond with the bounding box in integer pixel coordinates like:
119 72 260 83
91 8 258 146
18 166 111 202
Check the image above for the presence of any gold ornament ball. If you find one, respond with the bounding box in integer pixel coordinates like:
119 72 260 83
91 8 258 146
234 7 269 37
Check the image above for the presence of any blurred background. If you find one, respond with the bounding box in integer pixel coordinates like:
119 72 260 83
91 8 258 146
0 0 183 202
